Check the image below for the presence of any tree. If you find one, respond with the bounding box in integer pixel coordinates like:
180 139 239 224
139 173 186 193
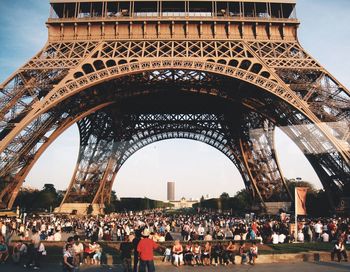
286 178 331 216
43 184 56 193
231 189 253 214
220 192 230 199
286 179 317 195
38 184 59 211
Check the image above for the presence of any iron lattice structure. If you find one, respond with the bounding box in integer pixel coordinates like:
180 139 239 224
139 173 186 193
0 0 349 212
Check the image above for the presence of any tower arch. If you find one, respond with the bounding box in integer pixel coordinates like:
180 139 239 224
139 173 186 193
0 0 349 213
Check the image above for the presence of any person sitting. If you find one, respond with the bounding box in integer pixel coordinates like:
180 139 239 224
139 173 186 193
331 239 348 262
183 242 193 265
172 240 183 267
84 240 95 265
202 242 211 266
211 242 223 266
92 241 102 265
238 242 248 265
0 238 9 264
248 242 258 265
162 247 172 263
63 244 76 272
72 235 84 266
191 242 202 265
12 240 28 264
223 241 236 265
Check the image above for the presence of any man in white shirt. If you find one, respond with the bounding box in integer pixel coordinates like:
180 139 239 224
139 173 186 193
272 232 279 244
314 221 323 240
1 223 6 237
321 231 329 242
198 225 205 240
72 235 84 265
24 229 41 269
278 233 286 244
297 230 304 243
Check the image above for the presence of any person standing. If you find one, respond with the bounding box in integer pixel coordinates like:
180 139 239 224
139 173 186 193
314 221 323 241
24 228 41 269
331 239 348 262
137 229 159 272
132 230 141 272
120 235 133 272
198 225 205 240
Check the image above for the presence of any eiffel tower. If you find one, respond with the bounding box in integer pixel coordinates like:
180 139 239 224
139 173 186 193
0 0 349 214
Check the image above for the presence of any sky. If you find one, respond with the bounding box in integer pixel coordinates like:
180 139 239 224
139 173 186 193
0 0 349 201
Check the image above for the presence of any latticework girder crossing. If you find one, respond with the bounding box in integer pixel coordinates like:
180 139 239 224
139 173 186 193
0 0 349 213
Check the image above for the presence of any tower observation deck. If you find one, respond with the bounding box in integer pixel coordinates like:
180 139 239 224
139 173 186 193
48 0 298 41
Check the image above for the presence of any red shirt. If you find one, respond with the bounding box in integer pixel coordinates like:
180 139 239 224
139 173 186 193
137 238 159 261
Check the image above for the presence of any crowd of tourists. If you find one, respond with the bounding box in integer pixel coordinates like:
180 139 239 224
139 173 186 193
0 210 349 270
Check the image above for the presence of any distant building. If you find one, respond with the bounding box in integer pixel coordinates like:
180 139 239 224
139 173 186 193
167 181 175 201
169 197 198 209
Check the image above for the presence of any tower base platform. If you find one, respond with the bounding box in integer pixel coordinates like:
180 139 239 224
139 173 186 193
54 203 104 215
264 202 292 214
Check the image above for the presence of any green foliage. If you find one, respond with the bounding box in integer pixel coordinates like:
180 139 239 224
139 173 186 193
13 183 63 212
220 192 230 199
286 178 332 217
286 179 317 195
193 189 253 215
106 197 173 213
267 242 349 254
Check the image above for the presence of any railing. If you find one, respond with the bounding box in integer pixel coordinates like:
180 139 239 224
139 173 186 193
49 9 296 21
48 13 298 22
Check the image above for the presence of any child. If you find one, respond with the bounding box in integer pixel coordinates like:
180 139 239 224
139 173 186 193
162 247 172 262
249 242 258 265
239 242 248 264
92 241 102 265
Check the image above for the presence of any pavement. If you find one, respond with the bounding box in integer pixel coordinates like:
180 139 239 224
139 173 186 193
2 262 350 272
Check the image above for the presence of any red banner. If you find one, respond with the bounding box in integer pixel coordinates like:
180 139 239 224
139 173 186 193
295 187 307 215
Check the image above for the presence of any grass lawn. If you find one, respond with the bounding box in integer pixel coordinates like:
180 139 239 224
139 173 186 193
259 242 350 255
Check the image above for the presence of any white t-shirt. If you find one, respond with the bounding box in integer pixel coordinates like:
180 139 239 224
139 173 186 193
198 226 205 236
1 225 6 236
272 233 279 244
73 243 84 254
297 232 304 242
314 223 323 234
278 234 286 244
321 233 329 242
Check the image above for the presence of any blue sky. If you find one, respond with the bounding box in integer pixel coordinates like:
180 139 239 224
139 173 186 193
0 1 349 200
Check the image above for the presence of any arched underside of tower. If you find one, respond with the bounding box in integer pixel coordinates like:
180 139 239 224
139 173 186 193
0 0 349 214
0 69 348 213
